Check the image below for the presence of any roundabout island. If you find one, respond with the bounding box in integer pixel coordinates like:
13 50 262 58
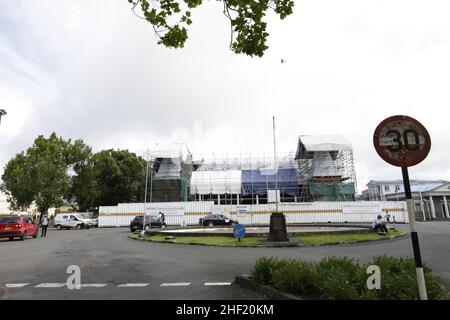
130 224 406 247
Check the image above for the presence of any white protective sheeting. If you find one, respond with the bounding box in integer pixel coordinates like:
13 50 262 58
190 170 242 195
149 143 191 161
154 158 182 179
299 135 351 152
311 152 342 177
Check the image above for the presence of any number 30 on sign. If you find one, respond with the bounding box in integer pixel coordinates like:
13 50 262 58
373 115 431 167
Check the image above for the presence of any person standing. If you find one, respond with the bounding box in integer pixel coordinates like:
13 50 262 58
159 211 166 228
385 212 391 223
41 214 49 238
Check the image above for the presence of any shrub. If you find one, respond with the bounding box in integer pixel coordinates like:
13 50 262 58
314 256 368 300
368 255 444 300
251 257 292 285
272 260 320 297
251 255 445 300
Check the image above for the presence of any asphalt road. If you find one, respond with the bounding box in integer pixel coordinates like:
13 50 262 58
1 222 449 300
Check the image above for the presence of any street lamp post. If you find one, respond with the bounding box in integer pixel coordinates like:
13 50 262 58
0 108 7 125
142 149 150 234
268 116 288 242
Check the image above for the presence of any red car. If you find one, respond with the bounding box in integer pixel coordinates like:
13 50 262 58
0 216 39 241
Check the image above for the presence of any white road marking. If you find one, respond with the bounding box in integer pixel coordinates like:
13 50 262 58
160 282 191 287
35 283 66 288
204 282 232 286
5 283 30 288
80 283 107 288
7 281 232 289
117 283 149 287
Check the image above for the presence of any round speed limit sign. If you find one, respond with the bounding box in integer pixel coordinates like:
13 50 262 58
373 115 431 167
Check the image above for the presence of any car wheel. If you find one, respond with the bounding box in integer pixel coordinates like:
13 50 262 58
76 224 82 230
208 222 214 227
8 237 14 241
21 231 27 241
56 225 61 230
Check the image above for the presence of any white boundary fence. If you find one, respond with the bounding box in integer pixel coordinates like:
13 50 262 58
99 201 408 227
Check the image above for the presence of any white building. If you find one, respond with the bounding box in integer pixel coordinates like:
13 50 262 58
363 180 446 201
362 180 450 221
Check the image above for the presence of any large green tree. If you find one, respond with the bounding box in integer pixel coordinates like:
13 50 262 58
1 133 91 216
129 0 294 57
72 149 146 212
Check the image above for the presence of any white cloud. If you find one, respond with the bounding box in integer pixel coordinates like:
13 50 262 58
1 0 450 190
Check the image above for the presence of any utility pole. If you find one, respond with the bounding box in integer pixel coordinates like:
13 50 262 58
142 148 150 234
0 108 7 126
268 116 288 242
273 116 279 212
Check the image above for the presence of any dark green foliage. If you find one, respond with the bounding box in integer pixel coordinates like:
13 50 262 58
272 260 320 297
369 255 444 300
1 133 91 213
1 133 146 214
251 257 291 285
251 256 445 300
314 256 369 300
72 149 146 211
129 0 294 57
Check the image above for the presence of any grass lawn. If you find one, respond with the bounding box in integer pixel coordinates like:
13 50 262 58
146 235 263 247
299 229 405 246
131 229 405 247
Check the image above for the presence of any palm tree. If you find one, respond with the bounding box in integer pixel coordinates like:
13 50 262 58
0 108 6 125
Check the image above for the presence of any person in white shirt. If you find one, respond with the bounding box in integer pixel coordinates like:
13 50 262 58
40 214 49 238
372 215 388 234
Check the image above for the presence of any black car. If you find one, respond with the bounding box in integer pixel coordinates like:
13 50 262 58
130 216 162 232
199 214 238 227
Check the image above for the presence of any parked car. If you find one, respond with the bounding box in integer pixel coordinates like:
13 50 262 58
0 216 39 241
54 213 93 230
199 214 238 227
91 217 99 228
130 216 162 232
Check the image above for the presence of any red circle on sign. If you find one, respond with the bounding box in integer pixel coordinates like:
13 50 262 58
373 115 431 167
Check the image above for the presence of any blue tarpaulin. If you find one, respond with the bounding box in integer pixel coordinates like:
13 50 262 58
241 169 299 196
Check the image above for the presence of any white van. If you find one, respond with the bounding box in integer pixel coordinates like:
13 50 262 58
54 213 93 230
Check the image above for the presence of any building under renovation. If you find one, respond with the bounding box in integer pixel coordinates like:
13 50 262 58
147 135 357 204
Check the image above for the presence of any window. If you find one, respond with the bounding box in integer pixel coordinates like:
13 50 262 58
395 185 400 192
384 185 390 192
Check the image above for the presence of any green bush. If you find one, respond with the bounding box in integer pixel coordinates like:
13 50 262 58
251 257 292 285
272 260 319 297
315 256 368 300
368 255 444 300
251 255 445 300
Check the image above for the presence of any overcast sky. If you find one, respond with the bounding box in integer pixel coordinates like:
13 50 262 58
1 0 450 192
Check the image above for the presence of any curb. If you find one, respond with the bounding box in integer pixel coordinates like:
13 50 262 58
234 275 302 300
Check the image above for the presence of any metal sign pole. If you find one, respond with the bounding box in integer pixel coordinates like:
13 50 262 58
402 166 428 300
273 116 279 213
143 149 150 234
